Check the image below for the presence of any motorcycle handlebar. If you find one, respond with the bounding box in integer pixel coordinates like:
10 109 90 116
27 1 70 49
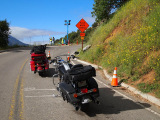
50 59 56 64
50 54 77 64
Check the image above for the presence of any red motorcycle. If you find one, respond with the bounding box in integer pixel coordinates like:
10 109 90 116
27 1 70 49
30 45 49 75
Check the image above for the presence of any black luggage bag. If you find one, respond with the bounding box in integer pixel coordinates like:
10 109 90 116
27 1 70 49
66 65 96 83
30 45 46 54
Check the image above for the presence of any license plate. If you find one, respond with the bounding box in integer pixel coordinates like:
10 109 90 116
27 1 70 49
78 81 87 87
36 60 42 63
35 56 42 59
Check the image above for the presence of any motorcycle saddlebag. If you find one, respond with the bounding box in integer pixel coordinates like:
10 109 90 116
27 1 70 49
59 82 80 104
30 60 35 71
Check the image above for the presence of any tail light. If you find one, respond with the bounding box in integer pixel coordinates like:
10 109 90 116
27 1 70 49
92 88 97 92
81 88 88 93
73 93 78 98
32 57 35 60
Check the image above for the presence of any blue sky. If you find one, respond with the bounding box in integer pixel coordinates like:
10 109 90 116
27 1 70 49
0 0 95 44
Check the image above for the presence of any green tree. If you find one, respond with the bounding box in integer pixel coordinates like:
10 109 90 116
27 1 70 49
0 20 10 47
68 31 78 43
91 0 129 22
92 22 98 29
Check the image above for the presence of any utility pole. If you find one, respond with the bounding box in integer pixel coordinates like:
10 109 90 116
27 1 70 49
30 37 32 46
64 20 71 45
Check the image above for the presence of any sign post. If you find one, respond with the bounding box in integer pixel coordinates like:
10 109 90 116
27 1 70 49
76 18 89 51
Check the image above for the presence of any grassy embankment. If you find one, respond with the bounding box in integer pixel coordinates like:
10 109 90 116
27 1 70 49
79 0 160 98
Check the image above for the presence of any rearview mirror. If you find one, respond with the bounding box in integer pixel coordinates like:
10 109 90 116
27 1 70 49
71 55 75 59
74 51 79 55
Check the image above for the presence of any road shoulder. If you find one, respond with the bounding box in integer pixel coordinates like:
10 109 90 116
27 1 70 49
72 58 160 108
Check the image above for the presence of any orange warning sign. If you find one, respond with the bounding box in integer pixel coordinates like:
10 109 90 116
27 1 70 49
80 32 85 36
76 18 89 33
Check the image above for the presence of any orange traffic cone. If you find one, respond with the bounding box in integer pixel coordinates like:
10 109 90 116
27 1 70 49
48 51 50 57
47 51 51 60
67 52 70 62
67 56 70 62
111 67 119 87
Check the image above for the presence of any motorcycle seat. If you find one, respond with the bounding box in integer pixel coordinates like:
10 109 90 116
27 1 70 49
59 64 73 75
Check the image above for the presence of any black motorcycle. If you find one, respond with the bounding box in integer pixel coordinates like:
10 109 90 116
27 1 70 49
50 55 100 111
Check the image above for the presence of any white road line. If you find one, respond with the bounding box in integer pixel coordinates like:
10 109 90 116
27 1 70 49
24 88 56 91
94 77 133 101
25 94 61 98
71 60 160 117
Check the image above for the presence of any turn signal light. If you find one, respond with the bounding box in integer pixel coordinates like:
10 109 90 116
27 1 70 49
73 93 78 98
32 57 35 60
92 88 97 92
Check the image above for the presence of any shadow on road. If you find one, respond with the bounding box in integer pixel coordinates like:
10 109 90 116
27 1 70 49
10 50 24 52
80 87 151 117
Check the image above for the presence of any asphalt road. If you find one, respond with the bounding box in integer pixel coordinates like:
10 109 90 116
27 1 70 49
0 45 160 120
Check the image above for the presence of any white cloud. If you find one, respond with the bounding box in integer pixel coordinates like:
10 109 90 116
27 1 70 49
10 26 65 40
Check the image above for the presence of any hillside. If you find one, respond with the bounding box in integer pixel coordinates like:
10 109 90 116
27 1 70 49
79 0 160 98
8 35 28 46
